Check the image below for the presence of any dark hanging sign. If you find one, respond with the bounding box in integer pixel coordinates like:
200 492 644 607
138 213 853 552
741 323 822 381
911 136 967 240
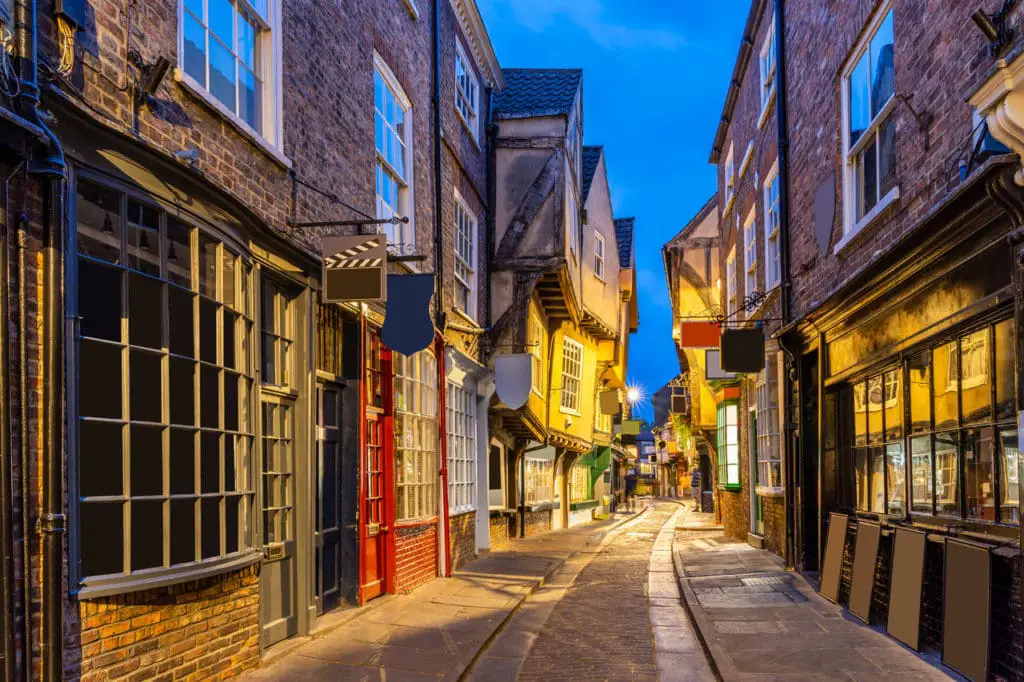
719 327 765 373
670 394 687 414
322 235 387 303
381 273 434 356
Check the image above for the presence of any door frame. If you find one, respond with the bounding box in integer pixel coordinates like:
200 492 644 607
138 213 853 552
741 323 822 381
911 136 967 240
315 380 345 614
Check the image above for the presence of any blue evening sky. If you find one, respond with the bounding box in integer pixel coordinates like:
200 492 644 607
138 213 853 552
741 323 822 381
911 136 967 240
478 0 750 419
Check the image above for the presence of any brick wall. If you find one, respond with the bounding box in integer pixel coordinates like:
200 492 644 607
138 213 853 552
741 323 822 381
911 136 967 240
761 495 786 557
449 511 477 571
523 510 551 538
488 513 511 550
395 522 438 594
73 566 259 682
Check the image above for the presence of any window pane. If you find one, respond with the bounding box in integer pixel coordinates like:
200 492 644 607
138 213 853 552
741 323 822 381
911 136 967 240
77 181 122 264
127 200 160 277
183 11 207 87
80 340 121 419
169 357 196 426
79 420 123 497
869 11 894 118
909 356 930 433
208 0 234 44
81 503 124 576
934 433 958 516
224 371 239 431
201 365 219 429
129 272 162 349
964 427 996 521
870 446 885 513
239 65 260 131
199 236 217 299
201 431 220 493
887 442 905 516
878 113 896 199
170 498 196 565
961 329 992 424
867 376 883 445
999 428 1020 524
168 286 195 358
995 319 1015 421
222 250 236 308
129 350 162 423
131 500 163 570
169 428 196 495
79 260 122 341
224 436 236 492
200 298 218 364
857 136 878 220
883 370 902 440
225 496 239 553
855 448 869 511
910 435 932 514
130 425 162 497
853 383 867 446
223 310 237 370
167 218 193 289
201 497 221 559
933 343 958 430
848 53 870 146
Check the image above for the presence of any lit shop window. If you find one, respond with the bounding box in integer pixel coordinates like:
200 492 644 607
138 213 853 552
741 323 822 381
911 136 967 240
394 349 439 521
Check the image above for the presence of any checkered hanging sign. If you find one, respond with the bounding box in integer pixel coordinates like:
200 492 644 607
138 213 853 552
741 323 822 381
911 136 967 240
321 235 387 303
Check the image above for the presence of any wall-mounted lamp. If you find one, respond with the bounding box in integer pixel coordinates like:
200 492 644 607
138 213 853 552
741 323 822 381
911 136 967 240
972 1 1017 57
128 50 171 106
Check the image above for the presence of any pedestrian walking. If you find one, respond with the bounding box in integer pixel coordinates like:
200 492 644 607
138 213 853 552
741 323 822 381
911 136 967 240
690 466 702 511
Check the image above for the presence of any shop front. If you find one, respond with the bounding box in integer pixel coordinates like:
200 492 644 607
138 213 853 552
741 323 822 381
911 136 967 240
782 158 1024 679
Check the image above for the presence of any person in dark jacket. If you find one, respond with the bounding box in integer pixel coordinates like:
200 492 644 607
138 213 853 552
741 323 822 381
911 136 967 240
690 466 702 511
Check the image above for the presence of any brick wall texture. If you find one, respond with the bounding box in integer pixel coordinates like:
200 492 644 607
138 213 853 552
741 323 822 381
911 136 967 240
523 510 551 538
489 513 511 550
395 523 438 594
449 511 477 571
73 566 259 682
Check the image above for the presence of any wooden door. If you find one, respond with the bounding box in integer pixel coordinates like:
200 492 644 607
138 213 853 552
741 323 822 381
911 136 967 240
360 329 392 602
260 398 297 647
316 384 343 613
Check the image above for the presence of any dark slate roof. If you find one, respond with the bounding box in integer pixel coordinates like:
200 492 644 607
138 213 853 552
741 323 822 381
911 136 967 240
614 217 635 269
493 68 582 120
581 146 603 202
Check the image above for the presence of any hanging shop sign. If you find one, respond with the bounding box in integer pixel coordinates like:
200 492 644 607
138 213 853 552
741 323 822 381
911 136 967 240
670 394 687 414
322 235 387 303
719 327 765 373
381 273 434 355
621 419 641 435
705 348 738 380
679 321 720 348
599 389 620 415
494 353 532 410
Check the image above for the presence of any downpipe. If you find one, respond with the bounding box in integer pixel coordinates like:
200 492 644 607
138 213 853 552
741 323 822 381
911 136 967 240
14 0 68 678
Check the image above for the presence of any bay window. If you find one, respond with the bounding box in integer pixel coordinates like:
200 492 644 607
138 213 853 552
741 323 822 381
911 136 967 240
74 178 256 592
446 382 477 514
717 402 740 489
560 337 583 414
394 349 439 521
841 4 896 236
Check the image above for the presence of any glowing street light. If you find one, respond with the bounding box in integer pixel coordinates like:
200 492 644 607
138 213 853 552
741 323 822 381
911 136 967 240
626 382 646 408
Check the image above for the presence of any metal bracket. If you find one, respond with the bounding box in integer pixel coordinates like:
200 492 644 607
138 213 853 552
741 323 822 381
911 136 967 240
38 513 67 535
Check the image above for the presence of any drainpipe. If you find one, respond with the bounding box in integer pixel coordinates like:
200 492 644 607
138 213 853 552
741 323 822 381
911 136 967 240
431 0 444 332
14 0 68 676
773 0 797 571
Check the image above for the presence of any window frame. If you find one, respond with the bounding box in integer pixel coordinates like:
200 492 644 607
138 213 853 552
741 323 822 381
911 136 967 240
743 206 758 298
763 159 782 291
759 16 777 125
594 232 606 281
725 246 738 321
453 190 478 322
723 143 736 215
530 313 545 397
69 172 259 598
393 349 439 522
756 352 784 493
559 337 584 416
374 53 416 253
570 460 593 503
524 457 554 505
446 381 477 515
717 401 741 490
454 38 480 142
838 2 897 244
177 0 286 159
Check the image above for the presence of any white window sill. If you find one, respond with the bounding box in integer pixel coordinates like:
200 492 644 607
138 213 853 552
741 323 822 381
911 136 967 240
456 108 481 150
559 407 581 417
175 70 292 170
449 505 477 516
531 388 544 398
450 305 480 328
756 485 785 498
402 0 419 19
594 272 605 283
758 87 776 131
738 143 754 179
721 193 736 219
833 186 900 256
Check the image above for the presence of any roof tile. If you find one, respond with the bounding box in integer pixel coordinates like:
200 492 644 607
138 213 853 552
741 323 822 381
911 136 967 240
493 68 582 120
614 217 635 269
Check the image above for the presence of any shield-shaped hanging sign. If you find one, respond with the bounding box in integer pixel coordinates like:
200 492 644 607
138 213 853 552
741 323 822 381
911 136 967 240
381 273 434 355
322 235 387 303
494 353 532 410
599 389 620 416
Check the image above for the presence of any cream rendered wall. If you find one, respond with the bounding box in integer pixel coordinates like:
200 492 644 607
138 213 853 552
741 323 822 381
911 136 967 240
580 153 621 332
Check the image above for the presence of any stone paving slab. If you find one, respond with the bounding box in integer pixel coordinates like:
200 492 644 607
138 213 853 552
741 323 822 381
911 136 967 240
242 510 639 681
674 513 957 681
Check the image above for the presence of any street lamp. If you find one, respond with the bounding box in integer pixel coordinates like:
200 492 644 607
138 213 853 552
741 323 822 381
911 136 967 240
625 381 646 411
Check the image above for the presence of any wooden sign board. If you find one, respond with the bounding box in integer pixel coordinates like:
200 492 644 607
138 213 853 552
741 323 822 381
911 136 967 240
886 526 926 650
322 235 386 303
819 512 848 604
848 521 880 623
943 538 991 682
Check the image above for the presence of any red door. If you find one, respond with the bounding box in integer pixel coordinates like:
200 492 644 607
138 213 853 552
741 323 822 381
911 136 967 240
360 328 393 602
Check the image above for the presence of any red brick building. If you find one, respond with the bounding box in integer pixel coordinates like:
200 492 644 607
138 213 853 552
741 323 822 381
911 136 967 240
0 0 501 679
